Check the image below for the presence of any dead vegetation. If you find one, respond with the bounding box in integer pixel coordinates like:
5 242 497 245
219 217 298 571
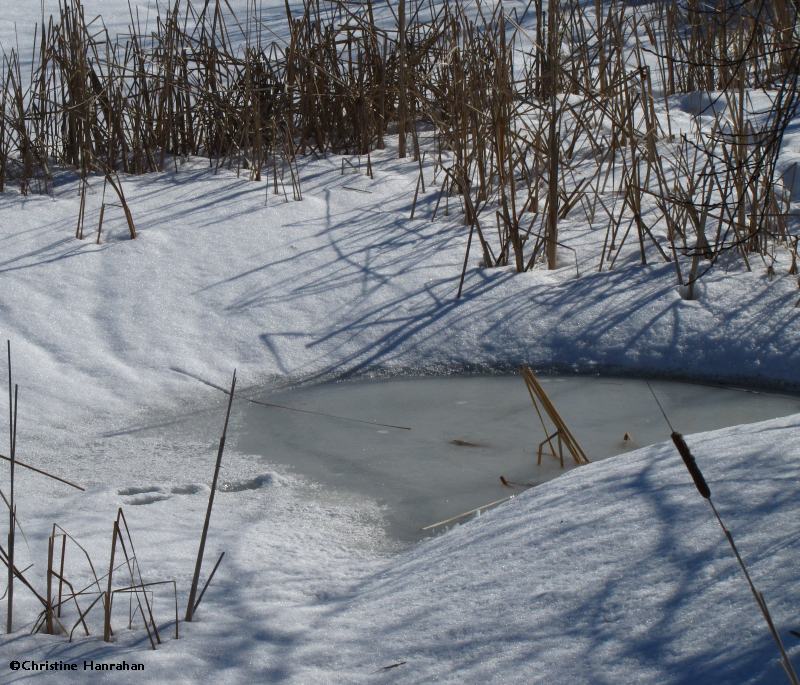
0 0 797 290
1 342 233 646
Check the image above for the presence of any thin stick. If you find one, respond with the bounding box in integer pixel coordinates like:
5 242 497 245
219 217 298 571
0 542 48 607
185 370 236 621
178 370 411 430
5 341 13 633
57 534 66 618
116 509 159 646
709 485 797 684
45 533 54 634
245 396 410 431
421 495 513 531
192 551 225 613
0 453 85 491
103 520 119 642
658 392 800 685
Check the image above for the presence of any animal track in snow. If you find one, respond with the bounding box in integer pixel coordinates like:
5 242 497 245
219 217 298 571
117 483 205 505
118 486 162 496
217 474 273 492
126 492 172 506
116 478 267 504
171 484 204 495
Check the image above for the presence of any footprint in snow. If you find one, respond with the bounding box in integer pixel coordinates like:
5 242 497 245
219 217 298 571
120 488 171 506
217 474 273 492
171 484 205 495
117 486 162 496
117 483 205 505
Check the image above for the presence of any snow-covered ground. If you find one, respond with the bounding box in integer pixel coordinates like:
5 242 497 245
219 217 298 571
0 1 799 683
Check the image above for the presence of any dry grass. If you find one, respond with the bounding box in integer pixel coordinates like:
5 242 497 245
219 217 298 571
0 0 796 291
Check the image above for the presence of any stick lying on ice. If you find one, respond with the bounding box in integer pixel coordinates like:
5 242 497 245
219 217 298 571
421 496 514 532
173 367 411 431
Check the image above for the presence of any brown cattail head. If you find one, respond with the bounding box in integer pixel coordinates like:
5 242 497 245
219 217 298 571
671 432 711 499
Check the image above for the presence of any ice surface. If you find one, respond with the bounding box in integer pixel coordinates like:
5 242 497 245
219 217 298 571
233 375 800 540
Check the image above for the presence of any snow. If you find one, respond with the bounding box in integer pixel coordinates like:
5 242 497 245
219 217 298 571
0 1 798 683
298 417 800 684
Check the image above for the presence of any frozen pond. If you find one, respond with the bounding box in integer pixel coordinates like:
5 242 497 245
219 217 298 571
233 375 800 542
